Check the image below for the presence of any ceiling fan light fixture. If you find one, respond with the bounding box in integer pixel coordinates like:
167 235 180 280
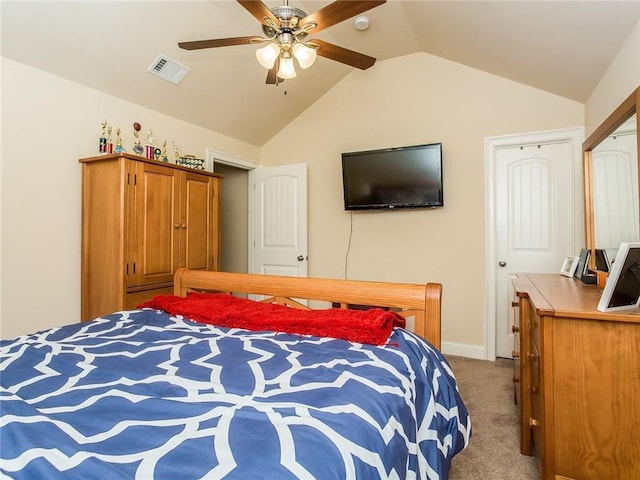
256 43 280 69
277 55 297 79
292 43 317 69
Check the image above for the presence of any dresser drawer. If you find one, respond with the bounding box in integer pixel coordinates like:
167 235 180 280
528 341 540 395
512 297 521 405
528 339 543 473
530 389 544 473
529 309 540 352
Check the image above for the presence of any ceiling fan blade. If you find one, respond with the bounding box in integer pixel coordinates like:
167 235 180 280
300 0 385 34
266 64 278 85
309 39 376 70
237 0 281 27
265 58 283 85
179 36 263 50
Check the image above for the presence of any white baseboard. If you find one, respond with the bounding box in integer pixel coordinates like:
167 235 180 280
440 341 486 360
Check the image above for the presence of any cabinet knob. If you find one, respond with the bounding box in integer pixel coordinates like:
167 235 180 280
528 385 537 394
529 418 539 428
527 352 537 361
512 350 520 358
181 224 186 229
512 376 519 384
174 223 180 228
511 301 519 308
512 325 520 333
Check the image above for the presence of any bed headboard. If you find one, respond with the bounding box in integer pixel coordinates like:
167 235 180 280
173 269 442 349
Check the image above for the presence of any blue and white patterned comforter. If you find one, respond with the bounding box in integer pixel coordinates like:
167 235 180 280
1 309 470 479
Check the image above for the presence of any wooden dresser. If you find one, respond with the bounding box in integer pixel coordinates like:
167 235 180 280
80 153 222 321
513 273 640 480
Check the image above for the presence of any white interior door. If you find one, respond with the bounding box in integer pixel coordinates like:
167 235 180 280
249 164 308 278
487 128 583 360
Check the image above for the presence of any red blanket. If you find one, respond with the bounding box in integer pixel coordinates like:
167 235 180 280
139 292 405 346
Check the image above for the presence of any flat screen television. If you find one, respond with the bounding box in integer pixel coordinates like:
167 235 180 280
341 143 443 211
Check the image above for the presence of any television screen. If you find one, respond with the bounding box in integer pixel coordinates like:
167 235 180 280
341 143 443 210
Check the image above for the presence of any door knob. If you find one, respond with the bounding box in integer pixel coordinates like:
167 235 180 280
498 261 507 267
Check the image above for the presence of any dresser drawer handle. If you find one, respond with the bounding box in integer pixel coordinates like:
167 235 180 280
529 418 539 428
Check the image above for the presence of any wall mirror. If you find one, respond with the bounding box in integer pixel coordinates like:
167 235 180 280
584 86 640 267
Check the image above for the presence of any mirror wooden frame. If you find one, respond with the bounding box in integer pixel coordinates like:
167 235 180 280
583 86 640 267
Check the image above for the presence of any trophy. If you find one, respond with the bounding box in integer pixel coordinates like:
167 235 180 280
173 141 182 164
99 121 108 154
132 122 144 155
107 125 114 154
161 141 169 163
114 127 126 153
145 129 155 159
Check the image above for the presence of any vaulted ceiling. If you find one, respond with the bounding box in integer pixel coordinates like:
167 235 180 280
2 1 638 146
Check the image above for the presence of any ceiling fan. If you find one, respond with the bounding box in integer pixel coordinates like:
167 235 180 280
178 0 386 84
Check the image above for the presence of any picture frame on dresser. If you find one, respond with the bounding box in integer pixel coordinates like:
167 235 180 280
597 242 640 312
594 248 611 272
573 248 591 279
560 256 579 277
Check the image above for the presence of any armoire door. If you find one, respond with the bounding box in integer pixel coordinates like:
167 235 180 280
129 161 179 288
181 171 219 271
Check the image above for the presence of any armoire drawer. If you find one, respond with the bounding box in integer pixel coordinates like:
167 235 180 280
125 285 174 310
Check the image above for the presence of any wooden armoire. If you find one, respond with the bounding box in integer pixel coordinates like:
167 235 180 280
80 153 222 321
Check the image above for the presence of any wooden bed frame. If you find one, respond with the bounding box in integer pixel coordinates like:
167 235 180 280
173 268 442 349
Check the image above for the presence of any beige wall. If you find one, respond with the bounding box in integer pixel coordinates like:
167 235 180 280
261 52 583 354
5 34 635 353
0 57 260 338
585 19 640 135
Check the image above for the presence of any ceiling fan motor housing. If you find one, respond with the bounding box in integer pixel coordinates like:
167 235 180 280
262 5 309 39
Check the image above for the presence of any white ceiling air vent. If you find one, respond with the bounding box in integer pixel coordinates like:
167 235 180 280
147 54 190 85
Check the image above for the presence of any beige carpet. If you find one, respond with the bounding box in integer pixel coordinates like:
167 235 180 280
445 355 539 480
